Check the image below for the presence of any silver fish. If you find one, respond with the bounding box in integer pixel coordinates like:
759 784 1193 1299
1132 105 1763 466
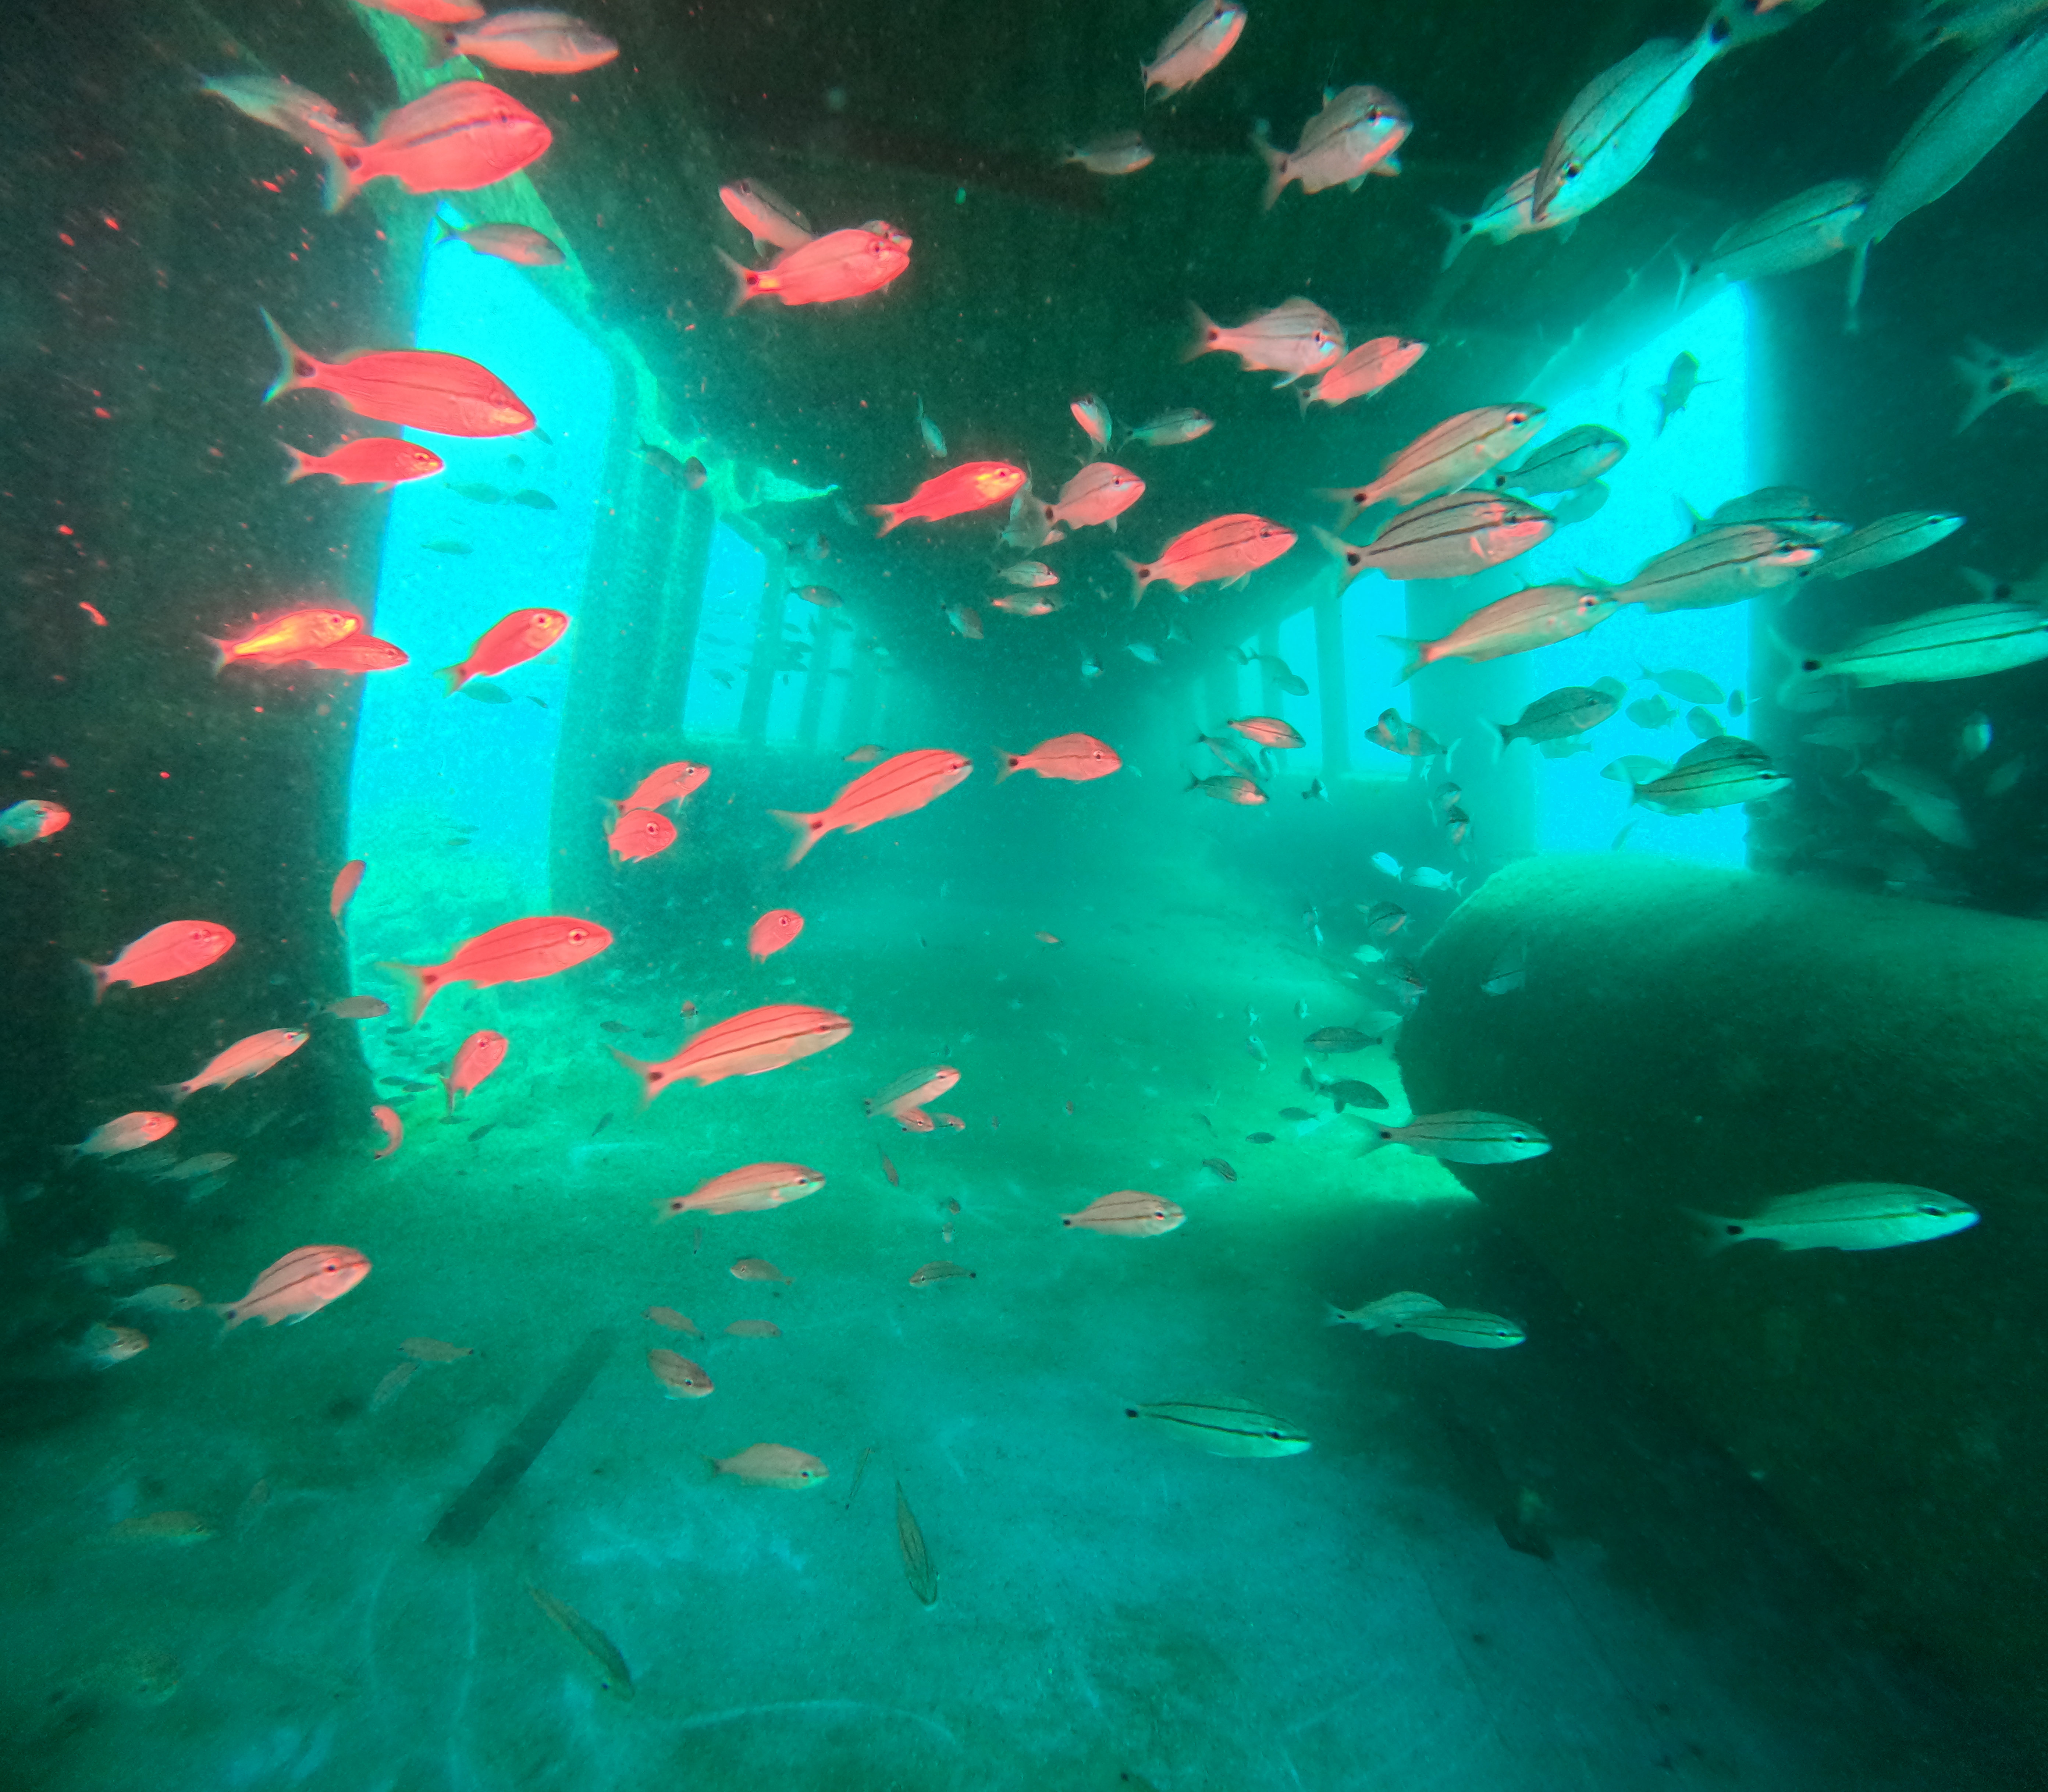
1786 601 2048 690
1497 686 1616 746
1126 1396 1311 1458
914 395 945 458
1686 1183 1978 1253
1393 584 1614 680
1861 762 1973 847
1359 1112 1551 1164
1366 708 1442 758
1329 404 1547 519
1957 711 1994 762
1480 936 1526 996
1849 22 2048 311
1627 694 1677 729
1817 511 1966 578
1316 494 1554 589
1125 407 1213 447
1686 178 1869 288
1064 131 1154 176
1616 525 1821 612
1326 1293 1526 1348
1551 481 1611 526
1686 706 1726 739
1649 667 1725 703
1533 23 1733 224
1492 424 1628 495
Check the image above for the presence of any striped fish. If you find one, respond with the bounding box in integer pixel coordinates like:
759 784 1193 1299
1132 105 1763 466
1119 513 1297 602
1359 1113 1551 1165
896 1483 939 1607
1492 424 1628 496
1533 22 1732 224
1788 601 2048 690
1614 525 1819 612
1327 404 1546 520
661 1162 825 1218
1814 512 1966 581
768 749 972 866
1850 21 2048 310
611 1003 852 1107
1126 1396 1312 1458
528 1586 634 1700
1686 178 1869 289
864 1064 960 1118
213 1246 371 1330
378 915 613 1023
1315 492 1553 590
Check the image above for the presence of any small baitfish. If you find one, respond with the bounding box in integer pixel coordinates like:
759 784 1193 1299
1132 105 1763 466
1126 1395 1311 1457
528 1586 634 1700
1686 1183 1979 1253
1360 1112 1551 1164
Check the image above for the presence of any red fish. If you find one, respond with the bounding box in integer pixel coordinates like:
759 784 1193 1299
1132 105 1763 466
996 733 1121 783
868 462 1026 535
282 437 444 489
748 909 804 963
439 609 569 692
608 808 676 864
1120 515 1295 603
85 921 235 1001
442 1030 508 1114
330 860 366 932
260 310 535 438
318 82 551 214
932 1112 966 1131
895 1108 936 1134
611 1003 852 1107
213 1245 371 1330
615 760 709 813
719 223 911 308
379 916 612 1022
425 11 619 74
1186 297 1344 385
769 749 972 866
371 1105 404 1159
1305 336 1429 411
352 0 483 21
294 635 410 672
164 1028 309 1103
209 607 362 673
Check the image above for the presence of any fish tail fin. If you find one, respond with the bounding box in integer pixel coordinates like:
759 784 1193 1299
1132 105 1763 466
1681 1208 1742 1255
279 441 314 484
1953 343 2010 435
159 1080 193 1107
1323 1303 1351 1327
995 753 1024 783
1115 552 1147 607
1384 637 1425 682
610 1045 675 1110
77 958 109 1005
435 663 470 695
714 247 759 313
376 960 441 1026
865 502 902 537
418 20 457 66
1182 302 1219 363
1251 131 1287 211
315 136 363 214
1312 525 1370 593
1843 239 1869 336
768 807 826 867
433 216 459 247
1432 208 1477 270
259 307 317 403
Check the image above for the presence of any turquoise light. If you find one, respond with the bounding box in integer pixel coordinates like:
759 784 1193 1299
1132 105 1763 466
345 211 613 973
